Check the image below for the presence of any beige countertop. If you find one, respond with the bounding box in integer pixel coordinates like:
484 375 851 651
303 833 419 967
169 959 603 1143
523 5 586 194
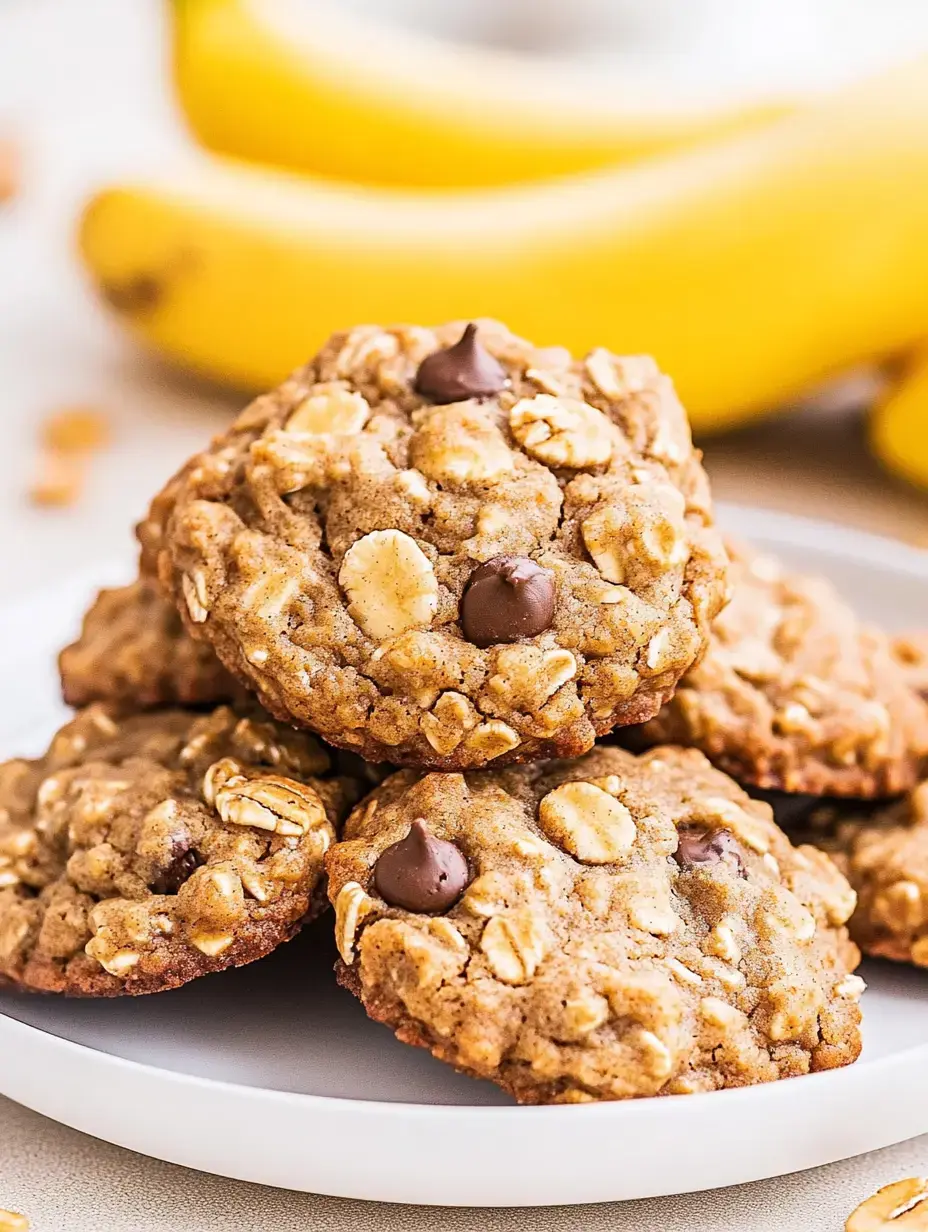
703 400 928 548
1 1093 927 1232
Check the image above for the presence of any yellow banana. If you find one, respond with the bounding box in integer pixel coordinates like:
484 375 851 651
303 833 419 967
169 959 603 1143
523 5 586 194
169 0 792 188
871 353 928 491
80 58 928 431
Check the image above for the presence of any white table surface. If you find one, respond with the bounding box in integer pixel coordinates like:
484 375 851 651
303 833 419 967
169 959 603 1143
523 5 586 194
2 2 928 1228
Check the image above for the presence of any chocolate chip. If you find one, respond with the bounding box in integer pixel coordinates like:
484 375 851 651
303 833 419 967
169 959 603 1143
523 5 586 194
374 819 470 913
460 555 556 648
150 845 202 895
414 323 508 404
673 826 745 876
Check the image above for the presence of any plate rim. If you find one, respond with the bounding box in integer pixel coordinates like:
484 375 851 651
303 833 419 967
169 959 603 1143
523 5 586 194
4 977 928 1205
717 502 928 578
4 504 928 1127
4 992 928 1120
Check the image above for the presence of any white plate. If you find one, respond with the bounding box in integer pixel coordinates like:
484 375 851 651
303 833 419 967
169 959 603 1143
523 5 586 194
1 506 927 1207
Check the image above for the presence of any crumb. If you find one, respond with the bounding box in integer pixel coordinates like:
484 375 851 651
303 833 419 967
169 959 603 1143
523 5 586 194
0 1209 30 1232
42 405 110 454
29 404 112 508
846 1178 928 1231
0 140 18 203
29 452 84 507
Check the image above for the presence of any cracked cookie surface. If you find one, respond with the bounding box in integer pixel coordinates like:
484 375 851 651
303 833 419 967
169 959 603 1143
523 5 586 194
805 781 928 967
0 704 363 996
140 320 727 769
59 579 243 710
632 541 928 797
326 744 862 1104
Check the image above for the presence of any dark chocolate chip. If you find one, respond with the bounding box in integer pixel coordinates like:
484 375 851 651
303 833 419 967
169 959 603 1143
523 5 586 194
374 819 470 913
414 323 508 404
150 844 202 895
673 826 745 876
460 555 556 648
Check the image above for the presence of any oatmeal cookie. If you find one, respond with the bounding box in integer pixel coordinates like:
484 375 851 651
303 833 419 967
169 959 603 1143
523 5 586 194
59 579 243 710
806 781 928 967
0 704 364 996
326 745 862 1104
139 321 727 769
632 541 928 797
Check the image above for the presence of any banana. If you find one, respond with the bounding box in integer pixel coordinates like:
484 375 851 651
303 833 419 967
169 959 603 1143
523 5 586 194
80 58 928 431
871 353 928 492
169 0 792 188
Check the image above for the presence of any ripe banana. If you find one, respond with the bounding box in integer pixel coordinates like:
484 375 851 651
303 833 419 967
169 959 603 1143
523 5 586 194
169 0 792 188
80 58 928 431
871 353 928 492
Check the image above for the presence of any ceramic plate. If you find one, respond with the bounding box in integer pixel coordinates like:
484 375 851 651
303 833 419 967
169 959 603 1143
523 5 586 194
1 507 927 1207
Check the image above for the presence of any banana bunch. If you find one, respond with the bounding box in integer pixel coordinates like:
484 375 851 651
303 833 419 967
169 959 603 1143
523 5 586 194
79 1 928 457
170 0 792 188
872 355 928 492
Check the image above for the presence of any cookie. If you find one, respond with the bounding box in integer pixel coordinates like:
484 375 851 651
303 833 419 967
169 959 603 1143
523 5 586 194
807 782 928 967
326 745 863 1104
631 540 928 797
59 579 243 710
0 704 364 996
139 320 727 769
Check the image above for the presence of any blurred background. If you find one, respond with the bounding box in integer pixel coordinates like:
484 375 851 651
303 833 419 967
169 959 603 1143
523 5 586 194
2 0 928 601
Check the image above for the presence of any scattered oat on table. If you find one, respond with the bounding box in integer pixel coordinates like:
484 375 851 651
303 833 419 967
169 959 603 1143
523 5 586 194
41 405 110 454
28 452 84 508
0 139 18 203
0 1209 29 1232
28 404 111 509
846 1177 928 1230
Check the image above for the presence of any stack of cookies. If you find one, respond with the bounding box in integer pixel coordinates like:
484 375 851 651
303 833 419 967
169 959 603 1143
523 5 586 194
5 320 926 1104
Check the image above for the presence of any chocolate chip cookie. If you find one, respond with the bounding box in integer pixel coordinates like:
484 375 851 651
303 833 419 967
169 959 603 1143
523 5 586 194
326 745 862 1104
59 579 242 710
0 704 363 996
140 321 727 769
807 782 928 967
632 540 928 797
